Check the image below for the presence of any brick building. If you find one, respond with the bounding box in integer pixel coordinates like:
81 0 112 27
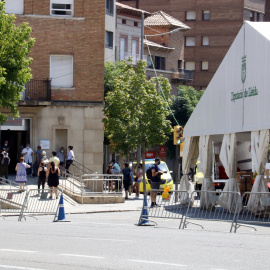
1 0 105 173
118 0 266 90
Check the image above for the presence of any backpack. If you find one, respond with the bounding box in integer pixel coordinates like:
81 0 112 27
1 155 10 166
146 166 153 180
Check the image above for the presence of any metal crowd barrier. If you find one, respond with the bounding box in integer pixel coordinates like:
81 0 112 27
0 189 27 213
81 174 123 195
138 189 189 227
18 189 62 221
232 191 270 233
181 190 242 231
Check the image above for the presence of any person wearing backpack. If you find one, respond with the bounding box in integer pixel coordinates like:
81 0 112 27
0 150 10 183
37 162 48 196
150 158 163 208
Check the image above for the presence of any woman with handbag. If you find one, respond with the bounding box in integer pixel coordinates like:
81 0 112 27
15 157 31 192
133 163 143 199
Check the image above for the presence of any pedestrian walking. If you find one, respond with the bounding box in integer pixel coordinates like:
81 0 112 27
150 158 163 207
15 157 31 192
133 163 143 199
122 162 131 199
47 161 60 199
21 144 33 176
0 150 10 183
65 146 75 174
37 162 48 195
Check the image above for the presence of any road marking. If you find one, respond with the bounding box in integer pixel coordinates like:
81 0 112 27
0 265 46 270
60 254 104 259
0 249 37 253
129 259 188 267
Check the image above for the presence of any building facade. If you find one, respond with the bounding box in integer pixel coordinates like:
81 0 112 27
1 0 105 173
118 0 266 90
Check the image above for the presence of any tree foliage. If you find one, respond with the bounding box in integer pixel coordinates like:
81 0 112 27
103 59 172 156
0 2 35 123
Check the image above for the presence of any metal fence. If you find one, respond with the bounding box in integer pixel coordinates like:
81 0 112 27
0 189 27 213
24 79 51 101
138 190 189 227
18 189 62 221
232 191 270 233
181 190 242 231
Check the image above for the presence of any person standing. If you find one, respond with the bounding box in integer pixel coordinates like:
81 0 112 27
56 147 65 170
15 157 31 192
21 144 33 176
47 161 60 199
122 162 131 199
133 163 143 199
48 151 60 169
150 158 163 207
41 151 49 167
65 146 75 174
2 141 10 153
37 162 47 195
0 150 10 183
110 159 120 174
33 146 42 177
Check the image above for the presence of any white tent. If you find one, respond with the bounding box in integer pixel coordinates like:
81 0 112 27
181 22 270 213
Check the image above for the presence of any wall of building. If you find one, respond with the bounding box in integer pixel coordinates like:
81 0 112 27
15 0 105 102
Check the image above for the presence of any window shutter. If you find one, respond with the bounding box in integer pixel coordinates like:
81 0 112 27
5 0 24 14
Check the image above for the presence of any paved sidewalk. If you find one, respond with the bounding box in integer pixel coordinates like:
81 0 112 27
1 175 143 214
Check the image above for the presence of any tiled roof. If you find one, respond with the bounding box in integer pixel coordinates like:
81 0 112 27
144 39 174 50
116 2 151 17
145 11 190 29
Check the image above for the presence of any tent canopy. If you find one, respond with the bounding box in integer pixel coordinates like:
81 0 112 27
184 22 270 138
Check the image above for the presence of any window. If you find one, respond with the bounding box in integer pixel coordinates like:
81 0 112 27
186 11 196 21
134 22 138 27
5 0 24 14
105 31 113 49
120 37 126 60
148 56 153 69
250 11 255 21
202 36 209 46
202 61 209 71
132 40 138 64
185 37 196 47
106 0 114 15
185 61 195 71
155 56 165 70
256 13 260 21
122 19 126 24
178 60 182 69
51 0 73 16
202 10 210 21
50 55 73 88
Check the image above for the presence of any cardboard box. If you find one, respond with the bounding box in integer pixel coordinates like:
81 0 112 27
236 172 253 195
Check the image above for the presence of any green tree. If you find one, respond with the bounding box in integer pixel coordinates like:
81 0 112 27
0 2 35 123
103 59 172 156
166 85 204 157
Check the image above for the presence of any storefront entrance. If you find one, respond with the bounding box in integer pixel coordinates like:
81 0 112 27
0 118 31 174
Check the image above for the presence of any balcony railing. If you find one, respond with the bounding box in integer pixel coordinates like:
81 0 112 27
172 69 193 82
118 52 147 65
21 79 51 101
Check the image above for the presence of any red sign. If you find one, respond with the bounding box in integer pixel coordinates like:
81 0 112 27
159 146 166 157
145 151 156 159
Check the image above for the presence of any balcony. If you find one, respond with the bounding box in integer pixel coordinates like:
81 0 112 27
172 69 193 82
18 79 51 106
117 52 147 65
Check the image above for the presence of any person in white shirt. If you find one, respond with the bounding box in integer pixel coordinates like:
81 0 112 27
65 146 75 173
21 144 33 176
